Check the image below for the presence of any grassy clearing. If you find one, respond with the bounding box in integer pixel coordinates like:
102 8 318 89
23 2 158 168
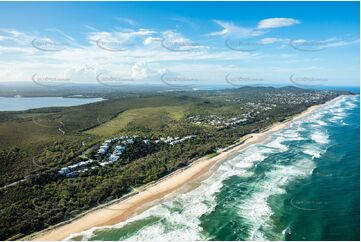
85 105 187 137
0 96 190 182
0 117 60 148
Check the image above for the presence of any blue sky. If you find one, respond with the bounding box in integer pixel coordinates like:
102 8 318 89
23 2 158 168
0 1 359 88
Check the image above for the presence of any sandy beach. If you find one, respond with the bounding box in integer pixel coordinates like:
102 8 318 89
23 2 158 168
30 95 344 241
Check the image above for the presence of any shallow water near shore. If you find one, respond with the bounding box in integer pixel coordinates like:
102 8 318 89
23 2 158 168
70 95 360 241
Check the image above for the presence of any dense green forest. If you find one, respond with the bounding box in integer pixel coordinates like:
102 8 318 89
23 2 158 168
0 86 348 240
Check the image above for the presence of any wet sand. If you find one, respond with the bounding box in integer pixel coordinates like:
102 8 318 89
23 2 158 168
30 96 343 241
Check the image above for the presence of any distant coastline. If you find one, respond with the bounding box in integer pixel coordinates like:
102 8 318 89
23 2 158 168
28 95 346 241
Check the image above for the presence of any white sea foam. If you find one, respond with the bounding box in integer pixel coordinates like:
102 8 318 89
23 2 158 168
310 131 329 144
344 101 356 109
238 159 315 241
279 129 305 141
302 146 323 159
230 156 265 170
316 120 327 126
263 137 289 152
70 96 355 241
327 96 359 124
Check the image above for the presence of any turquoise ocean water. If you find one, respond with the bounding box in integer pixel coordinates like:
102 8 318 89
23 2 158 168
70 95 360 241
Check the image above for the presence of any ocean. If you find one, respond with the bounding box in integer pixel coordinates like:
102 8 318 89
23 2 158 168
70 95 360 241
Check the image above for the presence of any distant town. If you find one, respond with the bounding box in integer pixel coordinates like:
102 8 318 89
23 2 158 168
0 86 350 241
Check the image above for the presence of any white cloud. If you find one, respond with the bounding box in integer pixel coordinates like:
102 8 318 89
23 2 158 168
290 38 359 50
316 38 359 48
0 25 258 83
62 63 103 82
257 18 300 29
87 28 155 44
162 30 189 42
0 29 34 45
161 30 209 52
115 17 137 27
1 23 356 86
45 28 76 42
0 46 35 55
0 29 39 55
258 37 289 45
130 61 158 80
209 20 263 38
143 37 162 45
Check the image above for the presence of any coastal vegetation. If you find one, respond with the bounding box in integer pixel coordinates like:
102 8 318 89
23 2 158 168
0 86 347 240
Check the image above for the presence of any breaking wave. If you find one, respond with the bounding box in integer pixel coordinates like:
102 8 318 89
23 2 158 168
68 95 357 241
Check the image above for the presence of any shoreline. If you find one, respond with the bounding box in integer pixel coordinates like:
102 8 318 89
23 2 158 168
30 95 344 241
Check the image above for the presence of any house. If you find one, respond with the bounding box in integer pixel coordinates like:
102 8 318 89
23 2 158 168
121 138 134 145
169 135 196 145
115 145 125 151
58 158 95 176
69 164 80 170
114 151 123 156
58 167 71 175
97 148 107 155
80 168 89 173
165 136 174 143
126 138 134 144
109 154 120 162
98 145 109 156
114 145 125 155
84 159 94 165
65 171 78 178
169 140 179 145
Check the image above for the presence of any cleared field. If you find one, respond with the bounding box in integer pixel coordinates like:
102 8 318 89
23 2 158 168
0 96 190 183
85 105 187 137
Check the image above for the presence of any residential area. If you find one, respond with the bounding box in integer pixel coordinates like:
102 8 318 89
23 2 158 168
58 135 196 178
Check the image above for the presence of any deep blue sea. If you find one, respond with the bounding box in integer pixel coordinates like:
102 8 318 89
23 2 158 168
70 95 360 241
